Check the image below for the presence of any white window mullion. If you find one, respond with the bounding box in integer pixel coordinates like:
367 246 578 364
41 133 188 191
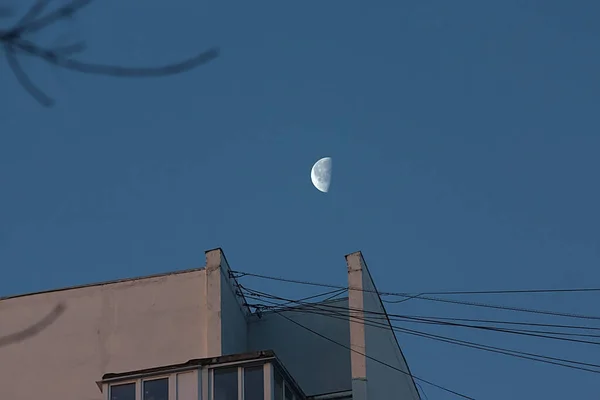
209 369 214 400
263 363 273 400
169 375 176 400
238 367 244 400
136 379 142 400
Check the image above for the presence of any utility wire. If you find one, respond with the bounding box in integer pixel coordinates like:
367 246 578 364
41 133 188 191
390 315 600 333
233 270 600 321
272 309 475 399
241 285 600 338
415 382 430 400
397 295 600 322
303 301 600 346
387 315 600 340
244 287 347 311
293 299 600 341
232 270 600 295
242 287 600 374
280 304 600 374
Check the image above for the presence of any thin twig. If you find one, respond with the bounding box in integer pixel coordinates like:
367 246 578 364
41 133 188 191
4 42 54 106
1 0 220 106
15 0 51 29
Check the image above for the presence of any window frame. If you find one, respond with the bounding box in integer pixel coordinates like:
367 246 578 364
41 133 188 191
284 381 298 400
243 364 266 400
273 368 284 400
142 375 171 400
272 366 302 400
209 362 269 400
210 365 241 400
108 379 138 400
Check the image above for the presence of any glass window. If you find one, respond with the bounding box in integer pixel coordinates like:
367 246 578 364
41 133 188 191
144 378 169 400
110 382 136 400
244 366 264 400
214 367 238 400
284 384 294 400
274 370 284 400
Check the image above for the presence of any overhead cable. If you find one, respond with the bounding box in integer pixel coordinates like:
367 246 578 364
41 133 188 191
242 288 600 374
272 309 475 399
232 271 600 321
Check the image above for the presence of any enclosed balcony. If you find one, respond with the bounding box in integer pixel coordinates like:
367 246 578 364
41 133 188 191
99 350 307 400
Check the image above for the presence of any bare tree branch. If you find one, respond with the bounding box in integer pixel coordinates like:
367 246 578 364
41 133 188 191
15 0 52 29
0 302 66 348
14 0 88 36
1 0 220 106
15 38 220 77
4 42 54 106
50 40 86 57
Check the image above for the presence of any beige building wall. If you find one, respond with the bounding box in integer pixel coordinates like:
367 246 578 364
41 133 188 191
0 248 418 400
0 248 238 400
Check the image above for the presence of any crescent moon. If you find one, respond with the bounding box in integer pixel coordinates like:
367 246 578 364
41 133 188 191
310 157 332 193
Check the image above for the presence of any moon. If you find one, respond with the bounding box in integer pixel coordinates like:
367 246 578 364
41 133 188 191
311 157 332 193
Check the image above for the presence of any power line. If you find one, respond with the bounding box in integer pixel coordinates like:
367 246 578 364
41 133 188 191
304 301 600 346
272 309 475 399
232 270 600 295
397 295 600 321
414 382 429 400
250 286 600 333
242 288 600 374
299 302 600 339
388 315 600 340
241 284 600 336
389 314 600 333
233 270 600 321
298 305 600 373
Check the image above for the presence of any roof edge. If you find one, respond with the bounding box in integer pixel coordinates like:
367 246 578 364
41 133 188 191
0 266 206 302
102 350 276 381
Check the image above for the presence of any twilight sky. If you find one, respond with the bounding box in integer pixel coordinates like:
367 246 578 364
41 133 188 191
1 0 599 398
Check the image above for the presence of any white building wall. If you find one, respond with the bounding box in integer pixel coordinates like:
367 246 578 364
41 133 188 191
0 247 419 400
247 299 352 397
0 269 208 400
346 251 420 400
204 248 248 357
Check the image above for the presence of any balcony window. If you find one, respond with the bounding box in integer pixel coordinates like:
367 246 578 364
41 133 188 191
143 377 169 400
214 367 238 400
244 366 264 400
211 362 303 400
274 370 284 400
274 369 300 400
285 385 294 400
110 382 136 400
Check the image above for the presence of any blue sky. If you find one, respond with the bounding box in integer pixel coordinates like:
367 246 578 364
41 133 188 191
1 0 599 398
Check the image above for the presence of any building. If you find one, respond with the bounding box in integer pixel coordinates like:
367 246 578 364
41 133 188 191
0 248 420 400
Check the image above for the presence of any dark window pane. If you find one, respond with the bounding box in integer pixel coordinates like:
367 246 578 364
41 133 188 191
274 370 283 400
110 382 136 400
244 366 264 400
144 378 169 400
285 384 293 400
214 367 238 400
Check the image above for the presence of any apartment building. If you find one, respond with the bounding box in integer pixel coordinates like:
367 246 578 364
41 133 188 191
0 248 420 400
